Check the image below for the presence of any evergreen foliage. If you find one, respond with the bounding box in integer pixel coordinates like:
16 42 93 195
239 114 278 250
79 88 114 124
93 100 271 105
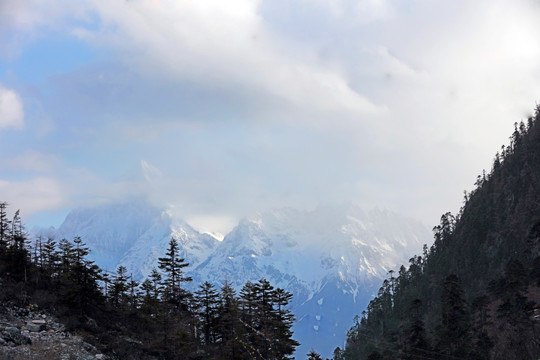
307 349 323 360
158 238 192 311
0 204 299 359
338 106 540 360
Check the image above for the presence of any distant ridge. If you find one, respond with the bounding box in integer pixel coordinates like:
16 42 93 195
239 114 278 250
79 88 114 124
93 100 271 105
53 201 431 357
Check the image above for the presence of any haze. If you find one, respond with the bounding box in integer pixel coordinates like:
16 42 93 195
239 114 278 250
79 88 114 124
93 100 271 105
1 0 540 235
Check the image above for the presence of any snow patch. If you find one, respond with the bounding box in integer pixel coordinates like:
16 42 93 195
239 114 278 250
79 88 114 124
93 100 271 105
53 200 431 359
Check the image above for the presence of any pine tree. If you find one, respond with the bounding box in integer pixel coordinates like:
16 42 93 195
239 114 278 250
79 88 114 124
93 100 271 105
333 347 345 360
139 278 160 316
3 210 31 283
149 267 162 300
488 259 538 359
272 287 299 359
33 235 44 272
436 274 472 358
194 281 219 346
42 237 59 277
11 209 24 244
470 295 493 360
137 268 163 317
240 281 258 325
62 237 102 315
0 202 10 255
58 238 75 275
307 349 323 360
127 273 139 311
402 299 429 360
158 237 192 310
216 281 241 360
109 265 129 309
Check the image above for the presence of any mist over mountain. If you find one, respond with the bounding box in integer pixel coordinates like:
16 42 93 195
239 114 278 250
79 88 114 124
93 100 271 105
51 199 430 357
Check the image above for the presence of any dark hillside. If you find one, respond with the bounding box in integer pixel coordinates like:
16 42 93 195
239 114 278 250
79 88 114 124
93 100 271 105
337 106 540 360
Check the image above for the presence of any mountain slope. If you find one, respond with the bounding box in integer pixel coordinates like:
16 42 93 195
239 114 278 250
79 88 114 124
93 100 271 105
55 198 220 277
55 198 164 272
340 109 540 360
192 205 431 357
53 200 430 357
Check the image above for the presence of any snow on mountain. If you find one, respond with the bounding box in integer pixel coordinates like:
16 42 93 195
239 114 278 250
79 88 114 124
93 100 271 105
55 198 164 272
192 203 430 357
53 200 431 358
119 215 220 280
193 204 427 293
55 198 219 277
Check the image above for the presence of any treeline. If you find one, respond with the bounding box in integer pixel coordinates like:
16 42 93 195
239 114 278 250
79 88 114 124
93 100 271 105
0 204 299 359
335 107 540 360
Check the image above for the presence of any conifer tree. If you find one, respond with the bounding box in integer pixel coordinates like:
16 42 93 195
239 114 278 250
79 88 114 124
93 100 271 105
136 268 163 326
307 349 323 360
402 299 429 360
58 237 102 315
272 287 299 359
469 295 493 360
240 281 258 326
194 281 219 346
139 278 160 315
0 202 10 254
0 200 303 360
58 238 75 274
216 281 241 360
11 209 24 242
109 265 129 309
41 237 59 278
149 267 162 300
253 279 276 359
127 273 139 311
158 237 192 310
3 210 31 283
488 259 537 359
436 274 471 358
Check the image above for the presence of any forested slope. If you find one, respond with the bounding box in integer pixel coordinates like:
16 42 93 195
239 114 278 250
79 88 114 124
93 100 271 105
336 106 540 360
0 207 299 359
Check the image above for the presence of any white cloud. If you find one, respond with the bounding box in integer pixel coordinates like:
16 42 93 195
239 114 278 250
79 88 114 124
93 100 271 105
3 150 60 173
68 0 383 117
0 85 24 130
4 0 540 231
0 177 66 215
0 0 90 32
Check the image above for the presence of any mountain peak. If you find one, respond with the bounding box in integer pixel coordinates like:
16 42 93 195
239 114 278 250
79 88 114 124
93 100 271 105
53 200 431 358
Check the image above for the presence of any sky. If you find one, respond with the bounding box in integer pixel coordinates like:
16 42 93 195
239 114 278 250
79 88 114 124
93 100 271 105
1 0 540 236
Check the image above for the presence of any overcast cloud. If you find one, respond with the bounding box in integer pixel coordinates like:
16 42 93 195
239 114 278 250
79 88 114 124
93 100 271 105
0 84 24 130
1 0 540 235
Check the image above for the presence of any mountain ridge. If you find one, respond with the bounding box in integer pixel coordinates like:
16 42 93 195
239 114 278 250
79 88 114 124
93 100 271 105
50 199 431 357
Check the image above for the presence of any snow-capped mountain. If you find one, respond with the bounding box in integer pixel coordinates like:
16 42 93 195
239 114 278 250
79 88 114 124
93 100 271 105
55 198 219 277
52 199 431 358
119 215 219 280
193 204 430 357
